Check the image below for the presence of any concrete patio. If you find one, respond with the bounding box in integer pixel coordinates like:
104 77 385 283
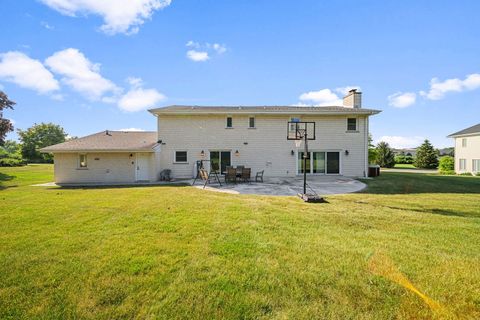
192 176 366 196
33 176 366 196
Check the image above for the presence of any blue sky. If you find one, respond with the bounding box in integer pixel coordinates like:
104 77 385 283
1 0 479 148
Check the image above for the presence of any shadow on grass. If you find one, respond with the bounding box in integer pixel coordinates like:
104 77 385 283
360 172 480 195
50 182 191 190
0 172 16 190
382 204 476 218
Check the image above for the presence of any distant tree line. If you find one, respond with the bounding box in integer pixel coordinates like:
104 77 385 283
370 138 450 170
0 90 68 166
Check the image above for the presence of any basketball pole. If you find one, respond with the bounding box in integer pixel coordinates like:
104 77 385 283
303 131 307 195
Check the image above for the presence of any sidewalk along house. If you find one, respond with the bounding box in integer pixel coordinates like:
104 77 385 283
448 123 480 174
41 89 381 184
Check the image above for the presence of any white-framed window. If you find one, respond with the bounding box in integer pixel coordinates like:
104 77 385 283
473 159 480 173
226 116 233 128
249 116 255 128
174 151 188 163
78 154 87 168
347 118 357 131
462 138 467 147
459 158 467 171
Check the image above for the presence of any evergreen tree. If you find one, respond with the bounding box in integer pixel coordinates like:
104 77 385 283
414 139 439 169
375 141 395 168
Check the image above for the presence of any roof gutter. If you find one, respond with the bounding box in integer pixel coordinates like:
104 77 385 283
149 110 381 116
40 149 156 153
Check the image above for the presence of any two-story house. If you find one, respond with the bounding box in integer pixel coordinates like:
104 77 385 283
448 123 480 174
41 90 381 185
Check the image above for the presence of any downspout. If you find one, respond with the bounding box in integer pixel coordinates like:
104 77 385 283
364 115 369 177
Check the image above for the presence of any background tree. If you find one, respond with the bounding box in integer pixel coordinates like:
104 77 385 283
3 140 20 154
414 139 439 169
394 154 406 164
438 156 455 175
0 140 25 167
375 141 395 168
18 123 67 163
0 91 16 145
368 134 377 164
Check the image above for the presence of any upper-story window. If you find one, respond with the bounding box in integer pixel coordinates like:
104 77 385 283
462 138 467 147
249 117 255 128
347 118 357 131
79 154 87 168
226 116 233 128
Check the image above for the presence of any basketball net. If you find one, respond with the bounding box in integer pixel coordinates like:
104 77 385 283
295 128 305 148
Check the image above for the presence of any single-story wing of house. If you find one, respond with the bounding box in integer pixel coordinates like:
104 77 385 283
447 123 480 174
41 89 381 185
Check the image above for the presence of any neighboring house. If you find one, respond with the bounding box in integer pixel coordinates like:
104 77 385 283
393 148 417 157
41 89 381 184
447 123 480 174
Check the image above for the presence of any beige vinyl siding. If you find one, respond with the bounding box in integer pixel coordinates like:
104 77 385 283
454 135 480 173
53 152 156 184
157 114 368 178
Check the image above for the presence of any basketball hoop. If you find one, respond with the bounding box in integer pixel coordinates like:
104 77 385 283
286 121 323 203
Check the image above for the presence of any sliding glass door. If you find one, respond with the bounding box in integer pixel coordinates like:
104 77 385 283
210 151 231 174
298 151 340 175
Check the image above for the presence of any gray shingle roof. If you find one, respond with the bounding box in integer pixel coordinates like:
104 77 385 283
40 131 158 153
448 123 480 137
149 105 381 115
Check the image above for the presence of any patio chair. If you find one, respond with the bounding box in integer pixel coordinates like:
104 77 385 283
211 162 220 173
241 168 251 183
225 167 237 184
236 165 245 177
255 170 264 182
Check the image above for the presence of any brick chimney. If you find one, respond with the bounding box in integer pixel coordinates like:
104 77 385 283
343 89 362 108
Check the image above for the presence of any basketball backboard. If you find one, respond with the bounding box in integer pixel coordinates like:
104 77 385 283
287 121 316 140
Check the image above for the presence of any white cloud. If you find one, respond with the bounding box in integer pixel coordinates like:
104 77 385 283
45 48 119 100
388 92 416 108
377 136 425 149
186 50 209 62
41 21 54 30
298 89 342 106
335 86 361 96
0 51 59 94
212 43 227 54
126 76 143 88
420 73 480 100
118 127 146 131
185 41 226 61
39 0 172 35
118 88 166 112
186 40 200 48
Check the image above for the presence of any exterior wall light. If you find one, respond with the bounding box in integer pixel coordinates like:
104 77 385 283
345 150 349 156
235 150 240 156
200 150 205 157
291 150 295 156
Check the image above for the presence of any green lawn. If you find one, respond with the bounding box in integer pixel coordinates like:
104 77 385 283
393 163 417 169
1 165 479 319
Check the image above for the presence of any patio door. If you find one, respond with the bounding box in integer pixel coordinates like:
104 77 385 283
298 151 340 175
210 151 231 174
